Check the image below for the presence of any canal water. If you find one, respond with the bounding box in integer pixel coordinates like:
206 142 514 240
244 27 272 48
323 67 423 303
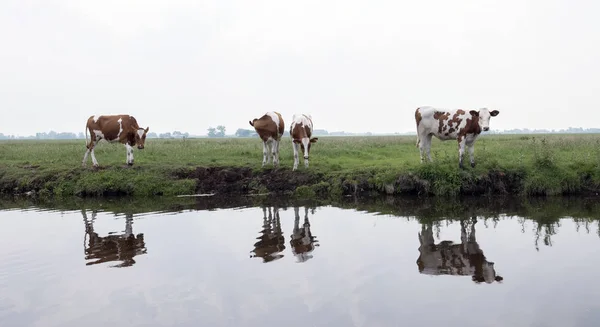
1 196 599 327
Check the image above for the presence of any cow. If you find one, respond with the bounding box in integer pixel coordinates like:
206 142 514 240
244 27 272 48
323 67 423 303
82 209 147 268
250 206 286 263
290 114 318 171
415 106 499 169
249 111 285 168
416 218 503 284
290 206 319 263
82 114 150 167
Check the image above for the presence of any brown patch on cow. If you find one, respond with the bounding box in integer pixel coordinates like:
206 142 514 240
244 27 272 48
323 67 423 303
249 112 285 142
448 128 455 134
415 109 422 127
434 111 450 134
86 115 149 149
457 112 482 140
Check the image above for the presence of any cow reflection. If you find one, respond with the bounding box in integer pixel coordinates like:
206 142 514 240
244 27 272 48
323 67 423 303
416 218 503 284
290 206 319 263
250 207 286 263
82 209 147 268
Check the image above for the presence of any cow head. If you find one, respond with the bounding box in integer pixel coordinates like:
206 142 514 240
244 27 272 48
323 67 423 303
472 261 503 284
131 126 149 149
469 108 499 132
293 137 318 159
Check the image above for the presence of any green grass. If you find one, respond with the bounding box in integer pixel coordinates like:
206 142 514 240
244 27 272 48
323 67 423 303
1 134 600 197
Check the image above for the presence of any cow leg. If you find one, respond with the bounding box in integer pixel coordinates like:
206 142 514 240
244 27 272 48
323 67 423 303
272 139 279 167
262 141 268 167
82 148 90 167
89 140 100 167
302 138 310 168
292 142 300 171
424 134 433 162
125 144 134 165
458 138 467 169
83 137 95 167
467 141 476 168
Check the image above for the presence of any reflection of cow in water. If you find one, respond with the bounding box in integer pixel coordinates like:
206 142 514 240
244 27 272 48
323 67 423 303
82 209 147 268
250 207 286 263
416 218 503 284
290 206 319 263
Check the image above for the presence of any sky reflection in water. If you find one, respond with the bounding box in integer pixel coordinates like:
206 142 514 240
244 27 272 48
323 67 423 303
1 196 600 327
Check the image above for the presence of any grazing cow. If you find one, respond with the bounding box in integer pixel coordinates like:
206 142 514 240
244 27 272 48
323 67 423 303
250 206 286 263
82 114 149 167
82 209 147 268
290 206 320 263
416 218 503 284
415 106 499 168
290 114 318 171
249 111 285 167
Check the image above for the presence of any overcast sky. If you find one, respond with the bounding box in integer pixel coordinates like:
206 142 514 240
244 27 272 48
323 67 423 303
1 0 599 136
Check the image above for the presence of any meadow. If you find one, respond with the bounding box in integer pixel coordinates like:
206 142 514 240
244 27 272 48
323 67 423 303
1 134 600 198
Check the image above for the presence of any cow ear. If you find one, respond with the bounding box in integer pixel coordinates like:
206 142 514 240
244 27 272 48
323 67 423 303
310 137 318 143
145 127 149 133
490 110 499 117
469 110 479 117
293 139 301 144
131 126 138 133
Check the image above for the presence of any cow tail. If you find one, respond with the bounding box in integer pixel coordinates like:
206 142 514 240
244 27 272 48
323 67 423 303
85 124 89 148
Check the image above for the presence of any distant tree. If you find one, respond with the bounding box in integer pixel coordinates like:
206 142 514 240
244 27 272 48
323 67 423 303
216 125 226 137
235 128 253 137
207 127 217 137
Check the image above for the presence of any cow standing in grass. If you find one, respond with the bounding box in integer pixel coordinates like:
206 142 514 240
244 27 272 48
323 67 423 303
249 111 285 168
290 114 318 171
415 106 499 169
83 114 149 167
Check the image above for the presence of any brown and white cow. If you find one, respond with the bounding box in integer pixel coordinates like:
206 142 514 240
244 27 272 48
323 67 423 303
82 209 147 268
416 218 503 284
290 114 318 171
250 206 286 263
290 206 319 263
249 111 285 167
415 106 499 168
82 114 149 167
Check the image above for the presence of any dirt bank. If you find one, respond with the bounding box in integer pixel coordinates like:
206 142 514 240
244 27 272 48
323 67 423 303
2 165 600 198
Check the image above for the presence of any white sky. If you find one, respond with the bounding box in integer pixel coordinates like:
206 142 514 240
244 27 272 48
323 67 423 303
1 0 599 136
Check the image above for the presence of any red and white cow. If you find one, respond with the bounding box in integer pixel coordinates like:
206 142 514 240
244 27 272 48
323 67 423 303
290 114 318 171
82 114 149 167
249 111 285 167
415 106 499 168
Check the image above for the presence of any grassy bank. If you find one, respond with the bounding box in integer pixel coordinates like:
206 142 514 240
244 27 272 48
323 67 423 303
1 134 600 197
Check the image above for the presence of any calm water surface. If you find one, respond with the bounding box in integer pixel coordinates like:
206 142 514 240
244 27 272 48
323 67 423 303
1 196 600 327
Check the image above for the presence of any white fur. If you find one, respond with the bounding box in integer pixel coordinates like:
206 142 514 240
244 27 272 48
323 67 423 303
137 128 144 138
262 136 280 167
117 118 123 139
91 148 99 166
93 129 104 140
266 112 280 135
125 144 134 164
93 115 100 123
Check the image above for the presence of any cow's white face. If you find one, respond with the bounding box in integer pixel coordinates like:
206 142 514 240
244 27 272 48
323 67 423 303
472 108 499 132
